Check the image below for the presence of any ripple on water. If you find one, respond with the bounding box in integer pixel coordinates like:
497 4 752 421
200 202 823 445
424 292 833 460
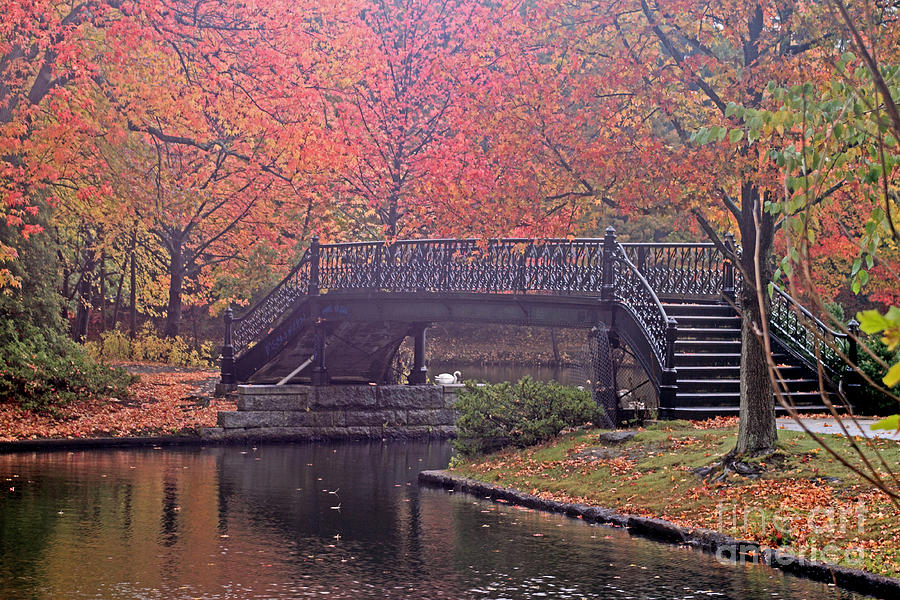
0 442 873 600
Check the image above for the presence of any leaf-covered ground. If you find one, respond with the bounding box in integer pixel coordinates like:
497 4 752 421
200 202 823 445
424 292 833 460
450 420 900 578
0 363 235 441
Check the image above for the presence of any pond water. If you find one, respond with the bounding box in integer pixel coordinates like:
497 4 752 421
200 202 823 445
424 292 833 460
429 362 585 386
0 442 870 599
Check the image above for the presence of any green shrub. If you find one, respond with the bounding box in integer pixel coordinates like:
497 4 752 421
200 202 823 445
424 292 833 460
0 217 133 412
452 376 601 456
854 336 900 416
0 319 135 412
86 325 216 368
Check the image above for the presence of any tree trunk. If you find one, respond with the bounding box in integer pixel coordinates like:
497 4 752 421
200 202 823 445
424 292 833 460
734 182 777 456
71 252 94 342
129 232 137 339
163 239 184 338
736 290 776 455
98 251 106 332
110 255 126 331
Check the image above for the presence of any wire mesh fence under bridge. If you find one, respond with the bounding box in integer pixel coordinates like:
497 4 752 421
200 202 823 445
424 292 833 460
564 327 658 427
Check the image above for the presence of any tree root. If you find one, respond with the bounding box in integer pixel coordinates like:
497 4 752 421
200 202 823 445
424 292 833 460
693 450 775 482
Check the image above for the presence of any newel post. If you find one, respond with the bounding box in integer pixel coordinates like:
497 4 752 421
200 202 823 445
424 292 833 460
723 232 736 301
220 306 236 386
601 226 616 302
658 317 679 408
664 317 678 370
309 235 329 385
309 235 320 296
845 318 861 401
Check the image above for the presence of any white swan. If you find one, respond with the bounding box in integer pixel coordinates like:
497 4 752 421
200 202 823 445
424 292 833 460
434 370 461 385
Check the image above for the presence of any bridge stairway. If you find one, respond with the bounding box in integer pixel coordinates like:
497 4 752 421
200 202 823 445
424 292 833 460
661 302 838 420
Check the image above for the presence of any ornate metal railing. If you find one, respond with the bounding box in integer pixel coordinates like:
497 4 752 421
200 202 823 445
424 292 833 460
621 242 733 298
222 230 855 388
611 245 677 369
769 284 851 377
314 233 673 366
228 251 312 355
318 238 605 294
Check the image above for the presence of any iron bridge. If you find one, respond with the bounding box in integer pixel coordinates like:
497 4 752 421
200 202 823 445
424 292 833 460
219 227 857 420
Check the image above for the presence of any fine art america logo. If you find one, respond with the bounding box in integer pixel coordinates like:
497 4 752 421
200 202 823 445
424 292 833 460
714 501 867 566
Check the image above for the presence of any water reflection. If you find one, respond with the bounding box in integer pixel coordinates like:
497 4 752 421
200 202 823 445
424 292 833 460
0 443 870 599
430 362 585 386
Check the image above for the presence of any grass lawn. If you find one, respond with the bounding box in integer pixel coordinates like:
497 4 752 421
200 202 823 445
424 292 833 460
449 419 900 578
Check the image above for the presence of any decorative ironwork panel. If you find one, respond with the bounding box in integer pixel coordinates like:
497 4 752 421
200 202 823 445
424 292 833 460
769 285 847 375
319 243 383 290
621 243 726 297
231 255 311 354
316 238 607 295
611 246 669 366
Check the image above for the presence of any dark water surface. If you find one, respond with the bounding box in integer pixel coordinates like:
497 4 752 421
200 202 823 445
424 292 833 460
429 363 584 386
0 442 869 599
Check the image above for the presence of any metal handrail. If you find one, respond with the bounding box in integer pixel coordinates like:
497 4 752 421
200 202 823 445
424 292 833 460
771 284 847 340
613 244 677 370
230 249 312 354
768 283 849 376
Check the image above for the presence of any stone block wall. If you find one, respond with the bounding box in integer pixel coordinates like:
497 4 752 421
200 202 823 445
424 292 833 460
202 385 458 442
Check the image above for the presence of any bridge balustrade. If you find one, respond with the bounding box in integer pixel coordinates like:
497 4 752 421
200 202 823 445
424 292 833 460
769 283 854 379
317 238 607 295
620 243 729 298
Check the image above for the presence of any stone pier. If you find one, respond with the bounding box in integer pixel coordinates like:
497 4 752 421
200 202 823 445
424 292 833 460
201 384 461 442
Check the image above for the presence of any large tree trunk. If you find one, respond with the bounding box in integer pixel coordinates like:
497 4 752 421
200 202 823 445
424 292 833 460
71 245 95 342
163 239 184 338
734 182 777 456
98 251 106 332
110 255 126 331
129 232 137 338
736 289 776 455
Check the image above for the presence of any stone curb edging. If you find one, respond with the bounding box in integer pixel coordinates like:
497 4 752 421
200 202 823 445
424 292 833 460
418 469 900 600
201 425 456 443
0 426 457 454
0 435 206 453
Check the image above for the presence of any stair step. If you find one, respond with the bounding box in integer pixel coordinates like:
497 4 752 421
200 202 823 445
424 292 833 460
676 365 810 379
663 303 736 317
675 353 793 365
670 315 742 328
659 405 838 420
676 365 740 378
676 327 741 340
675 353 742 366
674 391 836 407
678 379 741 393
677 378 823 394
675 340 741 352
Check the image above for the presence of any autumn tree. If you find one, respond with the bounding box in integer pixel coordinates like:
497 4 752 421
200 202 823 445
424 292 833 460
465 0 900 456
1 0 346 346
307 0 497 239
